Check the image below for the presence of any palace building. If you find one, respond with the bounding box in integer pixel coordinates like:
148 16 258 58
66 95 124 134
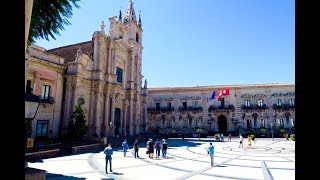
146 84 295 137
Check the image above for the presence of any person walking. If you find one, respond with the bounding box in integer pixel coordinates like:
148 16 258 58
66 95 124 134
228 133 232 142
221 133 224 142
206 142 215 167
103 143 113 174
161 139 169 159
247 136 252 149
239 134 243 148
146 138 151 157
155 139 162 158
122 138 129 157
134 139 140 158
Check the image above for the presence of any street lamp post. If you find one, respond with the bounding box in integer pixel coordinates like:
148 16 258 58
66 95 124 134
270 122 274 141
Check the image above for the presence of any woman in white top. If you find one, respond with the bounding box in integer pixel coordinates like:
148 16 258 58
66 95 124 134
239 134 243 148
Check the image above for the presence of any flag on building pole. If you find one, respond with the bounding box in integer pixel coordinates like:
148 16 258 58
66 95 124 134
209 91 215 105
218 88 230 99
209 91 216 105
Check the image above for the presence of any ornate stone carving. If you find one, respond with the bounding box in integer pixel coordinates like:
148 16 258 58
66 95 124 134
77 97 85 105
179 96 190 100
241 94 253 98
254 93 266 97
153 97 163 101
191 96 201 100
164 97 174 101
100 21 105 32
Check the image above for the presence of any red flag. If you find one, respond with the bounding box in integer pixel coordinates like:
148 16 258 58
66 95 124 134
218 88 230 99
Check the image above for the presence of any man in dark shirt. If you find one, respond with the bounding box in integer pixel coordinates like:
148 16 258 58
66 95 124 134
155 139 161 158
161 139 168 159
103 143 113 174
134 139 139 158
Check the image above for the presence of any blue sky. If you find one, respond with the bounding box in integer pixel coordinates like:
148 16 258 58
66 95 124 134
34 0 295 88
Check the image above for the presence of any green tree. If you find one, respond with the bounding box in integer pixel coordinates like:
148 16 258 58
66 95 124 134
70 102 88 140
196 128 205 140
28 0 82 45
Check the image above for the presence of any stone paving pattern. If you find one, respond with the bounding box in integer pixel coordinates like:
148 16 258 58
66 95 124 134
28 138 295 180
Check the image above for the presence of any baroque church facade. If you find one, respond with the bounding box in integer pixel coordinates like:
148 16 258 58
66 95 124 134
41 0 148 137
25 0 294 140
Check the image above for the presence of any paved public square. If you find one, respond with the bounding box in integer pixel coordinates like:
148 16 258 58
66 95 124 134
28 138 295 180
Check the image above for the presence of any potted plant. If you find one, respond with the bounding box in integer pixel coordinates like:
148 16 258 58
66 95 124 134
260 128 266 137
214 134 219 140
290 134 295 141
279 128 285 137
171 129 177 137
250 134 255 141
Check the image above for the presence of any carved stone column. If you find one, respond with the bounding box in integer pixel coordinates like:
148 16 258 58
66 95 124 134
129 96 134 135
61 79 73 135
123 100 128 133
107 46 112 74
110 93 115 136
144 106 148 132
94 90 102 137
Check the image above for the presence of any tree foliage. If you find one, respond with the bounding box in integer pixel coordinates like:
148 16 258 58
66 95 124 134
70 102 88 140
28 0 82 45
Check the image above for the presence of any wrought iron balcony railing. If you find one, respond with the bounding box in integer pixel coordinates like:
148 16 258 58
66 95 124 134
147 107 175 112
208 105 235 111
40 96 55 104
25 93 41 102
178 106 203 111
272 103 294 110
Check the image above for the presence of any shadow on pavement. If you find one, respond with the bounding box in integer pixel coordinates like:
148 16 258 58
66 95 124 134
46 172 86 179
29 159 44 163
216 165 228 167
111 172 124 175
167 138 219 148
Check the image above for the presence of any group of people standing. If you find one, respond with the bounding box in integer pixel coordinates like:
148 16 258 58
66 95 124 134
104 134 254 174
103 137 169 174
217 133 232 142
146 138 168 159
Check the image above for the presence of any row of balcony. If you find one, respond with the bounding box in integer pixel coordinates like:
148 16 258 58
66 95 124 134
147 106 205 112
208 105 235 111
241 104 267 109
147 107 175 112
148 105 237 112
272 104 295 110
241 103 295 110
25 93 55 104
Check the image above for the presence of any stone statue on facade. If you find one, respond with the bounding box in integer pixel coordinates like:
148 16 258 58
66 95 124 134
95 119 102 137
100 21 105 32
75 48 83 62
144 79 147 88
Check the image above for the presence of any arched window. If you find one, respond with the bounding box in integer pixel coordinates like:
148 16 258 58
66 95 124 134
245 99 251 107
136 32 139 43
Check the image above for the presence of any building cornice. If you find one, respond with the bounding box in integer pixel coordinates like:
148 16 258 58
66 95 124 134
148 83 295 92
